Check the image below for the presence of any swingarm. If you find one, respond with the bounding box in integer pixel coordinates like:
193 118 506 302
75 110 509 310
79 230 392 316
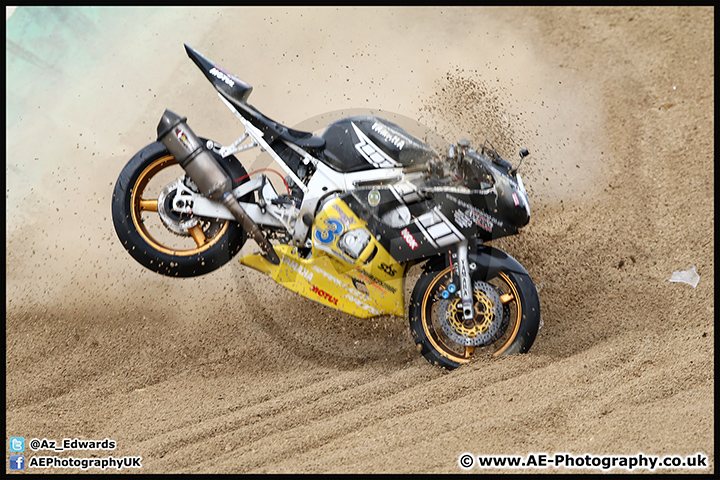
171 174 292 230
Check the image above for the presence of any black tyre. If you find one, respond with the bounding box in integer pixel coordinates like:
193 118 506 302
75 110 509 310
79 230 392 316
409 258 540 370
111 141 250 277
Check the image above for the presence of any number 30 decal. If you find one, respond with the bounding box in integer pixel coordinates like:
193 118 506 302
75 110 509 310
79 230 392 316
314 218 345 244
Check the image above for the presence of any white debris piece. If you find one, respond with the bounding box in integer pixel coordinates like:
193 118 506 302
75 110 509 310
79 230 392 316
669 265 700 288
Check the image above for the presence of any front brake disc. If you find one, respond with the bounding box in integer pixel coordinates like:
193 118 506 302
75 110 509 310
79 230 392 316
438 280 503 346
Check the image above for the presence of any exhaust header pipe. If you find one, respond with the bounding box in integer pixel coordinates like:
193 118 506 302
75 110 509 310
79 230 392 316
157 109 279 265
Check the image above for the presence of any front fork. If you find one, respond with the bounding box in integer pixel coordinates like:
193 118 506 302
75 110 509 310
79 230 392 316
456 240 475 320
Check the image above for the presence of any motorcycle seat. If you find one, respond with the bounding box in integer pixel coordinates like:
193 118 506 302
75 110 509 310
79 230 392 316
232 100 326 153
279 125 327 151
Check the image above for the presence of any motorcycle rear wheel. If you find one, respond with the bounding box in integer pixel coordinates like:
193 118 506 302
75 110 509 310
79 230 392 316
409 261 540 370
112 141 249 277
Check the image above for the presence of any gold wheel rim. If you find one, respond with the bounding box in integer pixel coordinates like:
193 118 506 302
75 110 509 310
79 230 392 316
421 267 522 363
129 155 230 256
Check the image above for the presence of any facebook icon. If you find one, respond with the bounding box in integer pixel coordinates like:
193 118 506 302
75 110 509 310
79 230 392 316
10 455 25 470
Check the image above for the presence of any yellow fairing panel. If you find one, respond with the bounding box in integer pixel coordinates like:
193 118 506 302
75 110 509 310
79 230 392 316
239 198 405 318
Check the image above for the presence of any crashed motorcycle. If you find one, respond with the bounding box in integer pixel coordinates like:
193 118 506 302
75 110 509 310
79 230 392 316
112 44 540 370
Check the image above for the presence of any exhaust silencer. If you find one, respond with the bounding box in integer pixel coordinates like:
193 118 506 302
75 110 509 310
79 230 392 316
157 109 279 265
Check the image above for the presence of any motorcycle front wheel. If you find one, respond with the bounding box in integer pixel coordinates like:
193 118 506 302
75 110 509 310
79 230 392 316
409 260 540 370
111 141 249 277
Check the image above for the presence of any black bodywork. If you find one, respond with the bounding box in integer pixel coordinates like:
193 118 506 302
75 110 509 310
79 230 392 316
320 116 439 172
184 44 531 266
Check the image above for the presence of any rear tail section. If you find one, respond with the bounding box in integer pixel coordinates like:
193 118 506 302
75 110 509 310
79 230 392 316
184 44 253 102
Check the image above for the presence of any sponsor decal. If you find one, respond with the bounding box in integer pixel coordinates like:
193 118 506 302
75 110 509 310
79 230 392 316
311 285 338 306
344 291 380 316
331 204 357 227
285 259 313 283
356 269 397 294
512 192 520 207
400 227 419 250
454 209 475 229
352 123 399 168
371 121 406 150
310 264 345 288
446 194 501 232
352 278 369 296
454 207 493 232
314 218 345 245
467 208 494 232
175 128 193 152
209 66 235 87
379 262 397 276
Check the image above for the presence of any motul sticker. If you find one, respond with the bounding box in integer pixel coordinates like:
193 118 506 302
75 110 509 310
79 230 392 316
401 228 418 250
311 285 339 306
